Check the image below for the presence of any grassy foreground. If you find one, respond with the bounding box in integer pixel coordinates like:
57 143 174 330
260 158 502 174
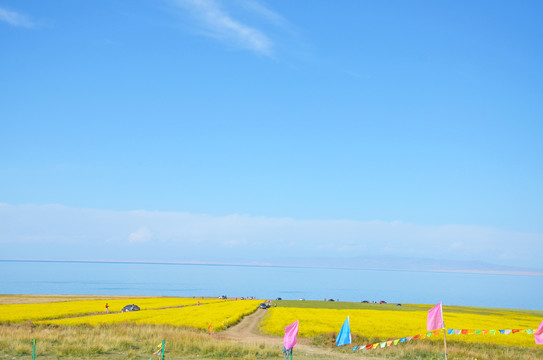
0 322 281 360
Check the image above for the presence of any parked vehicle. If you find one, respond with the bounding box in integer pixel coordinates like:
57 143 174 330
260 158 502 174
122 304 140 312
259 303 270 309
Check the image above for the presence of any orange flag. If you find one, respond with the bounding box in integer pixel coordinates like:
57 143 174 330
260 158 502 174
208 322 213 334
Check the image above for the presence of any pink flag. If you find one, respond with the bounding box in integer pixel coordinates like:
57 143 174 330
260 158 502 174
535 320 543 345
284 320 299 350
427 302 444 331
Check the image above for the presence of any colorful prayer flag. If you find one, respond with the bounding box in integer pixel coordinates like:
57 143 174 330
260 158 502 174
208 322 213 334
490 330 496 335
284 320 299 350
380 342 386 348
393 339 400 345
454 329 461 335
336 316 351 346
475 330 482 335
386 340 393 347
427 302 444 331
447 329 454 335
526 329 534 335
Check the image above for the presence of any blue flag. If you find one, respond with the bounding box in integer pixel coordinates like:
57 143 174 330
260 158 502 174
336 316 351 346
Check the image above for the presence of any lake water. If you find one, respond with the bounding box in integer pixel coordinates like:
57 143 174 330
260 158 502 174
1 260 542 310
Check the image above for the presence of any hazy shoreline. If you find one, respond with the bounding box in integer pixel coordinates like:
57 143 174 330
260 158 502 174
3 258 542 277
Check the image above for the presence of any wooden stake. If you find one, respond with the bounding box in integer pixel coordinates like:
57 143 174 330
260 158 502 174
442 310 448 360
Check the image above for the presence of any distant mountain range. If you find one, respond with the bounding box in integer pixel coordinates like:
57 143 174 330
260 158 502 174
257 256 543 276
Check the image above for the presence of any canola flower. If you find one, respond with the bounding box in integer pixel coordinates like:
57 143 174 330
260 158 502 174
260 304 543 348
40 300 261 331
0 297 221 323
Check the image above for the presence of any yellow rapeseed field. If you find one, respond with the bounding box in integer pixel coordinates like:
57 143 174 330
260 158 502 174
0 297 221 322
260 304 543 348
40 300 261 331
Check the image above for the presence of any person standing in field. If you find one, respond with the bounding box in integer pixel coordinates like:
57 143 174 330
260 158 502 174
105 303 109 313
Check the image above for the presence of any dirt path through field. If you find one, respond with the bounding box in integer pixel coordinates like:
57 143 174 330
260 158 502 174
218 309 370 360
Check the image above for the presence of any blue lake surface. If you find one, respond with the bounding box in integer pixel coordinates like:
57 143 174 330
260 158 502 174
1 260 542 310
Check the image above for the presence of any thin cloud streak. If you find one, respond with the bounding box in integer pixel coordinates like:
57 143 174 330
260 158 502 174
0 7 35 28
172 0 274 56
236 0 287 27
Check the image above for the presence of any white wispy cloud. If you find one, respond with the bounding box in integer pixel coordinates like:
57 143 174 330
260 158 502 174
235 0 287 27
172 0 277 56
128 227 154 243
1 204 542 270
0 7 35 28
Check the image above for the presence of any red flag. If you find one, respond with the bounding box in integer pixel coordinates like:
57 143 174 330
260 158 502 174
427 303 444 331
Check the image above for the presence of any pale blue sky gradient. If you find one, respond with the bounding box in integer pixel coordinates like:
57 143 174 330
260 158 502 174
1 1 542 269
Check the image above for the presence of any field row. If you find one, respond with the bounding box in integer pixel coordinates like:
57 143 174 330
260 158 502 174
38 300 262 331
0 297 223 322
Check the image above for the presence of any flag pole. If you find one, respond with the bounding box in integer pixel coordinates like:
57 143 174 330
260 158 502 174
442 308 448 360
161 340 165 360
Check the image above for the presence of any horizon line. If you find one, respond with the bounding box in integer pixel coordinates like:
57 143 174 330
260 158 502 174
2 258 543 277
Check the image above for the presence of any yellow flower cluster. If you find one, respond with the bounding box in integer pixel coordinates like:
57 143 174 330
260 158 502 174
40 300 261 331
0 297 221 322
260 304 543 348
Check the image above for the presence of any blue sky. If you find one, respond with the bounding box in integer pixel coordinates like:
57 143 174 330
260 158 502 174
1 1 542 270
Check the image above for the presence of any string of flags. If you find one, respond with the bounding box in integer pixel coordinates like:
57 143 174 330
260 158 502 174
149 341 165 360
351 303 543 352
352 328 539 351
